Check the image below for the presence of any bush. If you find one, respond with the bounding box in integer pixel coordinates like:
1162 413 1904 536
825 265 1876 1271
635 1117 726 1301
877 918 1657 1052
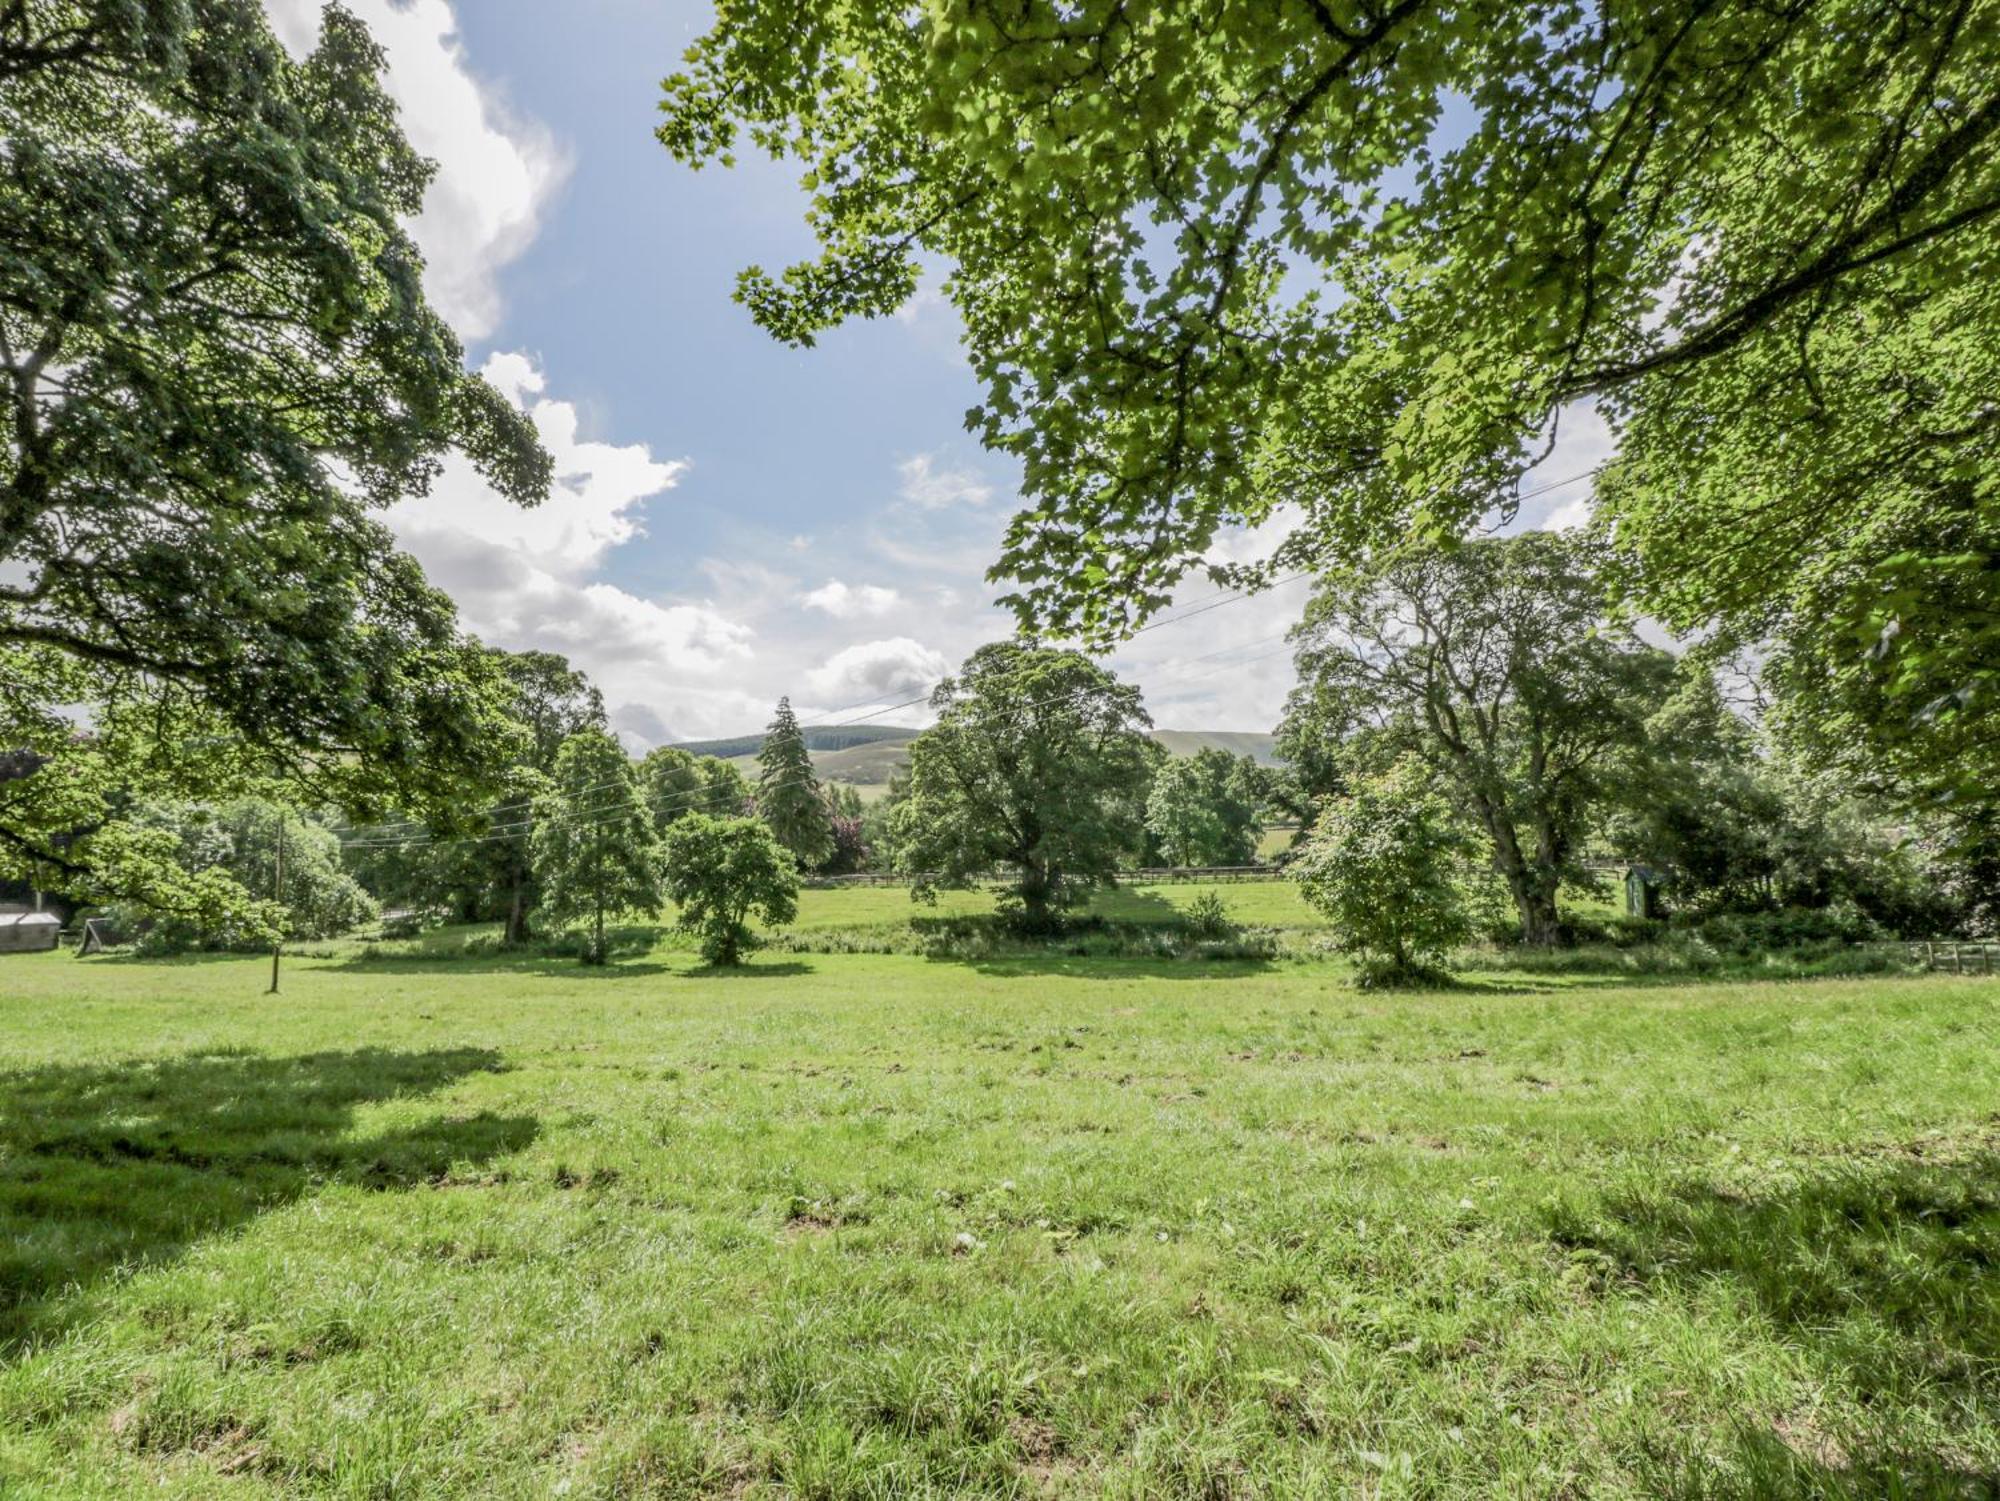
1292 762 1470 985
1182 890 1235 940
662 814 800 966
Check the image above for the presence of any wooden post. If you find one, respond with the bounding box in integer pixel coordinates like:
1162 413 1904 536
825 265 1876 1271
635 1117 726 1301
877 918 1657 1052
267 812 285 995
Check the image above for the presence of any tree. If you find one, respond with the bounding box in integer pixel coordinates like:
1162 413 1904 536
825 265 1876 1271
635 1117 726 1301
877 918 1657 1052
108 799 376 953
0 2 549 898
1144 749 1267 868
493 651 605 942
1293 762 1470 986
1283 533 1672 946
341 649 604 942
890 643 1154 927
529 730 660 964
660 813 799 966
662 4 2000 814
642 747 754 835
755 698 835 870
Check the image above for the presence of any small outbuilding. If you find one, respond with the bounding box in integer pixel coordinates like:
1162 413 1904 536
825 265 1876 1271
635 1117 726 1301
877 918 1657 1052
1624 865 1666 921
0 909 61 953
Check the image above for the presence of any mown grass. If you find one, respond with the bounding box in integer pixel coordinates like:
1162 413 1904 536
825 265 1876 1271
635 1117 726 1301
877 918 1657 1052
1 945 1994 1497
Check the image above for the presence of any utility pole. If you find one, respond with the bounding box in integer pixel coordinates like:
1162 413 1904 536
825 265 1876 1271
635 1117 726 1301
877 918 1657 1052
267 811 285 995
592 818 605 965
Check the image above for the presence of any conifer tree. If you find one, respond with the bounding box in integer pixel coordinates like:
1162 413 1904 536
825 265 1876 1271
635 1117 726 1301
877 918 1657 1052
755 698 835 871
530 730 661 964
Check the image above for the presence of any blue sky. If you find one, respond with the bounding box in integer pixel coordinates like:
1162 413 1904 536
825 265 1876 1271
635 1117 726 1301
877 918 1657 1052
264 1 1608 747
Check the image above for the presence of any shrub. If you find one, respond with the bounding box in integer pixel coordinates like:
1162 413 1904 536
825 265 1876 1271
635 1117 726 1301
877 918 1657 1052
662 815 800 966
1292 762 1470 985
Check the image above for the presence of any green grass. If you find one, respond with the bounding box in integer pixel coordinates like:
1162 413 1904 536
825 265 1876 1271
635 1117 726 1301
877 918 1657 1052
1 944 1995 1497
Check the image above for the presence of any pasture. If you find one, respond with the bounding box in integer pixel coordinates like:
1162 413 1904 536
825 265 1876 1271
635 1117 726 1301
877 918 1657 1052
1 934 1994 1497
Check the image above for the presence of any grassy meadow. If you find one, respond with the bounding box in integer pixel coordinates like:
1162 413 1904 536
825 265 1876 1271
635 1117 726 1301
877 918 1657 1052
1 908 1996 1498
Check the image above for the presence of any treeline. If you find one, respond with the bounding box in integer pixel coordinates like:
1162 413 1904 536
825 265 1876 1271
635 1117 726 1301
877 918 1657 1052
100 538 1991 966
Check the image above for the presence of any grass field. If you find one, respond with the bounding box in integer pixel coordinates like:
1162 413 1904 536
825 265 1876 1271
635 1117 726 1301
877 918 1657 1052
1 945 1995 1498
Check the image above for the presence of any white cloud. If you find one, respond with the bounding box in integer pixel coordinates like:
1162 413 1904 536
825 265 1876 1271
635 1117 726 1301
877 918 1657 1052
391 352 686 577
385 350 749 749
807 638 952 705
801 579 902 619
1512 400 1620 534
263 0 567 341
897 453 994 511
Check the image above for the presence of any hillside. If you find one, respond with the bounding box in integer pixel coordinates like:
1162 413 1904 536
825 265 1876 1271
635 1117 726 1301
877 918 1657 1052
697 726 1280 794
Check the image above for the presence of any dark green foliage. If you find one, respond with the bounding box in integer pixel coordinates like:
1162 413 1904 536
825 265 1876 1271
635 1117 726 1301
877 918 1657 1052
661 813 799 965
343 650 605 943
1144 749 1267 867
641 747 753 835
105 800 375 953
0 2 551 897
1285 533 1672 946
1292 762 1470 984
529 730 661 964
755 698 835 870
891 643 1154 927
663 0 2000 823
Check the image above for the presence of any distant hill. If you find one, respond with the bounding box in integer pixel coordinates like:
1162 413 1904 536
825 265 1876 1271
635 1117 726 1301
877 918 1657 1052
1149 730 1282 766
670 724 916 760
684 725 1279 797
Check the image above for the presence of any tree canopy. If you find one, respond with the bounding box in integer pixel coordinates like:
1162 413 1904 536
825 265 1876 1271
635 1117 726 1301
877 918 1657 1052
890 642 1153 925
1293 760 1470 984
529 729 661 963
662 0 2000 814
0 1 550 899
661 813 799 966
1283 532 1672 945
755 698 835 870
1144 748 1266 868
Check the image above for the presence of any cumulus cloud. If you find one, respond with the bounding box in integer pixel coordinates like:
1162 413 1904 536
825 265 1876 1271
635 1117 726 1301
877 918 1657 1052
390 352 686 577
897 454 994 511
385 350 749 748
263 0 567 341
801 579 902 619
807 638 952 706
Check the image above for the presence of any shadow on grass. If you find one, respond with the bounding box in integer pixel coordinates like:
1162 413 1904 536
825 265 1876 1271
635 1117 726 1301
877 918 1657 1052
935 953 1275 981
0 1047 536 1354
334 954 678 979
1548 1137 2000 1497
685 961 814 979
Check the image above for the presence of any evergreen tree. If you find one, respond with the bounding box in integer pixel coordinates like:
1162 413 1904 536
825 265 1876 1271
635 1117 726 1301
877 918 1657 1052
755 698 835 871
530 730 661 965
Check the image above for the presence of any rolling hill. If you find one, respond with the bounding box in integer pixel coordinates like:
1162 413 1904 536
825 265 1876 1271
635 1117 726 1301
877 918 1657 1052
678 726 1281 797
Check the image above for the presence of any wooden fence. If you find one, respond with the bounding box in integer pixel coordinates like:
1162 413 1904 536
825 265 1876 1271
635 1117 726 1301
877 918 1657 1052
1895 940 2000 976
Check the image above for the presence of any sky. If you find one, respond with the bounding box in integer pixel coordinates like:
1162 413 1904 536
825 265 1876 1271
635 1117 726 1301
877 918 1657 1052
263 1 1608 749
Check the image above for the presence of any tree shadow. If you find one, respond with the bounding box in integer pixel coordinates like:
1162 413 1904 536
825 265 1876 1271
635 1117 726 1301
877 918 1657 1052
1546 1137 2000 1496
332 954 677 978
685 961 814 979
0 1047 537 1354
933 953 1275 981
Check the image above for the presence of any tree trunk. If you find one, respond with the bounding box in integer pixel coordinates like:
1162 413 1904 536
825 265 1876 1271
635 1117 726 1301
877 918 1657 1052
1484 816 1562 947
505 864 529 945
1017 861 1057 932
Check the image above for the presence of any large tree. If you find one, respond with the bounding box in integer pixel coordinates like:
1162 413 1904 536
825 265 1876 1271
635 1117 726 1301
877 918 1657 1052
0 2 550 900
1144 749 1266 868
342 649 604 942
661 1 2000 811
1284 533 1672 946
755 697 835 870
890 642 1153 926
661 813 799 966
529 729 661 964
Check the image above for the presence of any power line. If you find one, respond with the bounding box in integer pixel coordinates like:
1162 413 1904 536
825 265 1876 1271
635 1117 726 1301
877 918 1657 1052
339 467 1609 854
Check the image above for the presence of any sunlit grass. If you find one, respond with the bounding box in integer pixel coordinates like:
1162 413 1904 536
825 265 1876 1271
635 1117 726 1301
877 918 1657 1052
0 945 1993 1496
